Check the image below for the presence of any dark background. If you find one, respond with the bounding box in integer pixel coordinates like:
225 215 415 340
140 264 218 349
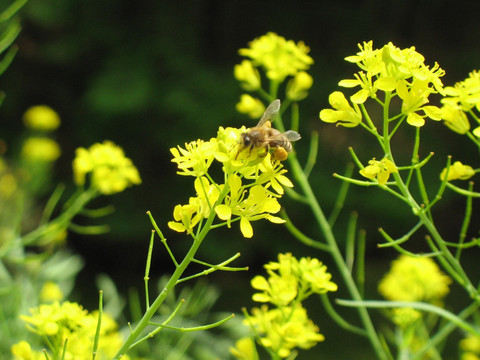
3 0 480 358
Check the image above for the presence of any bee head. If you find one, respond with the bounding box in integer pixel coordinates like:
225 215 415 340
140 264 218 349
241 133 252 148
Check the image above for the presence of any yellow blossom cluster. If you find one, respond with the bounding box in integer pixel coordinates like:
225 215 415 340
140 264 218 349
232 253 336 359
251 252 337 305
441 70 480 137
23 105 61 131
169 126 293 238
234 32 314 118
244 304 324 358
320 41 445 127
379 255 451 304
12 301 128 360
21 137 61 162
73 140 141 195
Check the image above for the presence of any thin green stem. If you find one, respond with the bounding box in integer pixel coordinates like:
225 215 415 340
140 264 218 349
303 131 319 178
21 188 99 246
456 181 474 260
286 153 390 360
144 231 155 308
112 185 230 359
328 163 354 227
320 293 367 336
92 290 103 360
356 229 366 297
336 299 480 337
281 209 331 252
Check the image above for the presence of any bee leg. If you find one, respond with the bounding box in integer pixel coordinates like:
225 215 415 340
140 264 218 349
259 144 269 158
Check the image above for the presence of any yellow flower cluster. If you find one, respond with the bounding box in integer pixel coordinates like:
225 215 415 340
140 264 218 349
233 254 336 358
379 255 451 303
23 105 61 131
21 137 61 162
12 301 128 360
73 141 141 195
169 126 293 238
441 70 480 137
320 41 445 127
251 252 337 305
238 32 313 83
245 304 324 358
235 32 313 117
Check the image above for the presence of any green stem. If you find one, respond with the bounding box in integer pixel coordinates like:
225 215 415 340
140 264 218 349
380 103 479 303
21 188 99 245
112 185 230 359
286 153 390 360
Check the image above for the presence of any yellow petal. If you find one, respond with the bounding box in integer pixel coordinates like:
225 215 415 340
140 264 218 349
215 204 232 220
407 112 425 127
240 217 253 238
473 126 480 137
251 275 269 290
375 77 396 91
266 215 286 224
168 221 186 233
350 89 369 104
423 105 442 121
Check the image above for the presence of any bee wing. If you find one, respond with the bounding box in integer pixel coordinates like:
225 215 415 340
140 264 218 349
283 130 301 142
257 99 281 126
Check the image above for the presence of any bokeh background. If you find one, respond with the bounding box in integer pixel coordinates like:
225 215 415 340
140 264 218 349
3 0 480 358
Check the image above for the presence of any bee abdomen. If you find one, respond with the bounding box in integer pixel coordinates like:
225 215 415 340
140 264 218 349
268 137 291 152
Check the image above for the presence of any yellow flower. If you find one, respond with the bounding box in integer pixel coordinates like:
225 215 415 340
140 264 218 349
359 158 398 185
396 79 442 127
39 281 64 303
442 69 480 112
168 177 221 234
234 60 261 91
440 104 470 134
21 137 61 162
23 105 60 131
0 172 17 198
239 32 313 82
11 341 44 360
73 141 141 195
440 161 475 181
460 334 480 360
339 41 445 126
230 337 257 360
251 273 298 306
390 308 422 328
378 255 451 303
216 175 284 238
297 256 338 294
236 94 265 119
168 198 202 234
19 301 128 360
171 139 217 177
247 304 324 358
319 91 362 127
263 253 337 299
286 71 313 101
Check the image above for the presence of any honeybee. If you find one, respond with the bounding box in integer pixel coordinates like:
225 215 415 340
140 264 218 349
239 99 301 161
